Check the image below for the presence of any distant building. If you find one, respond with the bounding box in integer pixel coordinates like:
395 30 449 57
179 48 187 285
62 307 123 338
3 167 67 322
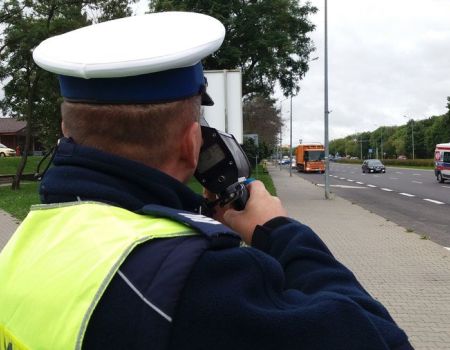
0 118 41 153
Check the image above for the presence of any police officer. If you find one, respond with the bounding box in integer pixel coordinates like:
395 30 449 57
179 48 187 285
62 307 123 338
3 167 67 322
0 12 412 350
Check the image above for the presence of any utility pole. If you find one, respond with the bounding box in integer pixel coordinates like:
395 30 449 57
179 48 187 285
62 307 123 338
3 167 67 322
360 134 363 160
289 95 293 177
411 120 415 160
324 0 330 199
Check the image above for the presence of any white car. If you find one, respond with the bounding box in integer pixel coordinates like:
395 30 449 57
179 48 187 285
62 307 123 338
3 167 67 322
0 143 16 157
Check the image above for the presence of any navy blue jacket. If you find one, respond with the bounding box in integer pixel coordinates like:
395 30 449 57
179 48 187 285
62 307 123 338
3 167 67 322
40 138 412 349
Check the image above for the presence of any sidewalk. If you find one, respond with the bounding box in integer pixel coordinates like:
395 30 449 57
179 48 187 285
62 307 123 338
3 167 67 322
268 164 450 350
0 210 20 251
1 166 450 349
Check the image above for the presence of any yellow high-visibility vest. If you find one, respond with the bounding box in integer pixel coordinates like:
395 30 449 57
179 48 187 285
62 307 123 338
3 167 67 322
0 202 196 350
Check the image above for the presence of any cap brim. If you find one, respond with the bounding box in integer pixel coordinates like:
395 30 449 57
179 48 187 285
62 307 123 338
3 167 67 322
201 90 214 106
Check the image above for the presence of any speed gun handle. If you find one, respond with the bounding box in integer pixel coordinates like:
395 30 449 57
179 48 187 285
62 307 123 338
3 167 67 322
232 178 254 211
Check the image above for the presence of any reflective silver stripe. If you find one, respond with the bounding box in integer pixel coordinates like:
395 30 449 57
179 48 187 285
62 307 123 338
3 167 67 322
118 270 172 322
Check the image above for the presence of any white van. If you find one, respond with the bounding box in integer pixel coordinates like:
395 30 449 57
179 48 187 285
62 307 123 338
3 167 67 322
434 143 450 183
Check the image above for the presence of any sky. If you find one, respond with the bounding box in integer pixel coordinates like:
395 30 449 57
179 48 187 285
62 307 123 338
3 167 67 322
135 0 450 145
3 0 450 147
277 0 450 145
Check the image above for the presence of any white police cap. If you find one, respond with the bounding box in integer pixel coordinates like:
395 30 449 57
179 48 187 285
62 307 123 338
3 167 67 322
33 12 225 105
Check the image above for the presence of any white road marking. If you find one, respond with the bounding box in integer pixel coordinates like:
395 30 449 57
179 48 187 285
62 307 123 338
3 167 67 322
400 193 415 197
424 199 445 205
367 184 377 188
441 186 450 189
381 188 393 192
445 247 450 251
347 179 354 182
412 181 423 184
317 184 368 189
339 177 346 180
356 181 364 185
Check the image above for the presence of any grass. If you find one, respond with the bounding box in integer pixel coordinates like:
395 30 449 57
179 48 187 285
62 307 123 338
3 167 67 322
0 163 277 221
0 182 40 221
252 164 277 196
0 156 44 175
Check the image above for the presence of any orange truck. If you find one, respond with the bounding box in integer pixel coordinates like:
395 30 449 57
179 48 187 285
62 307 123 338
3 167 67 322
295 143 325 173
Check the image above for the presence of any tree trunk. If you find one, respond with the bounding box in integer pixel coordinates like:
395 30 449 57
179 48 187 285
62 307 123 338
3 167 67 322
11 122 32 190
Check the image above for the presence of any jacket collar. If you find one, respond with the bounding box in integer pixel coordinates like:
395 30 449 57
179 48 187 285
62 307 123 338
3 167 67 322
40 138 204 213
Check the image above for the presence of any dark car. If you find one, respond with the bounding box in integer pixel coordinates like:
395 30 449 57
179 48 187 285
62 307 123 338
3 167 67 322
362 159 386 173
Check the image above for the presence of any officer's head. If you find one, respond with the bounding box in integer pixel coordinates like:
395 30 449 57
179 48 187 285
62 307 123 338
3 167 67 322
33 12 225 182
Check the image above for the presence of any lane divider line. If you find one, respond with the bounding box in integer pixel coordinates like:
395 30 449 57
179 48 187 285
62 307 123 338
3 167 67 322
399 193 415 197
381 188 393 192
367 184 377 188
424 199 445 205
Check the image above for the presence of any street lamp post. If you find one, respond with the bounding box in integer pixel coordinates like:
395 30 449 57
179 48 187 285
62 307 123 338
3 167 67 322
278 97 289 170
380 127 383 160
403 116 415 159
360 134 362 160
289 95 293 177
324 0 330 199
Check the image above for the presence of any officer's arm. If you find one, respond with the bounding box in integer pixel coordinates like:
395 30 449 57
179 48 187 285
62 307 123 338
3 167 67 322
169 224 412 349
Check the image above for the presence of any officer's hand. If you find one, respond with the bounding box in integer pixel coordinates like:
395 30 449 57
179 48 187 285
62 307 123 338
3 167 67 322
203 188 230 223
222 180 287 245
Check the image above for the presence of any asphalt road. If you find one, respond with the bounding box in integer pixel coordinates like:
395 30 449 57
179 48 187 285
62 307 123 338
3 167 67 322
291 162 450 247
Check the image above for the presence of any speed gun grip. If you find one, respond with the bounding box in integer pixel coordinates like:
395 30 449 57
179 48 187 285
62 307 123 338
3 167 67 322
232 178 255 210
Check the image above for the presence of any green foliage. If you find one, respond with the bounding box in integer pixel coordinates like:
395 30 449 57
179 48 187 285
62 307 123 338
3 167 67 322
150 0 317 98
242 137 259 166
330 100 450 160
0 1 135 148
0 0 135 188
243 95 283 151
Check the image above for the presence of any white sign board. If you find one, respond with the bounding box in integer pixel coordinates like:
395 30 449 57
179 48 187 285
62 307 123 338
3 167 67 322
203 70 243 143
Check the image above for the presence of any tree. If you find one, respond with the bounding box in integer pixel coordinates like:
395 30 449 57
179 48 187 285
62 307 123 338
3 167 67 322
0 0 134 189
243 95 283 152
150 0 317 98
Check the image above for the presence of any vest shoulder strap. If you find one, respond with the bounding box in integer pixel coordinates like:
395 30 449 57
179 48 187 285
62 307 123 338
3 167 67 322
140 204 241 248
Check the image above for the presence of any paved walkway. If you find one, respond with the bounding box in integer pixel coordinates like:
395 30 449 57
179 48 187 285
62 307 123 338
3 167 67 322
1 164 449 349
269 164 450 350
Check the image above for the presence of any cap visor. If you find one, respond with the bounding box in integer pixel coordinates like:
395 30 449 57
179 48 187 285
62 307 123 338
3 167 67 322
201 91 214 106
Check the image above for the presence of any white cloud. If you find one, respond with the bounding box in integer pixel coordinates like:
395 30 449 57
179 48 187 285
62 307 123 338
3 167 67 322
279 0 450 146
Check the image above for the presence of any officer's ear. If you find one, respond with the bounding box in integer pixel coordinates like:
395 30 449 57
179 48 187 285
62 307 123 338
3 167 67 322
179 121 202 170
61 121 69 137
